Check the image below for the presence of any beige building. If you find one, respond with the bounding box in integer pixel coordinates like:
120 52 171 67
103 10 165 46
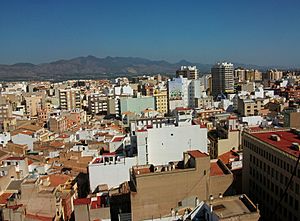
242 128 300 221
48 116 68 133
283 108 300 129
185 194 260 221
237 97 265 117
88 93 108 114
176 66 198 80
194 96 214 109
24 94 43 117
153 90 168 115
130 150 233 221
211 62 234 96
59 88 81 110
246 69 262 82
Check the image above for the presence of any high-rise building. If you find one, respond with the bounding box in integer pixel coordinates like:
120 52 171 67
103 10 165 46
242 128 300 221
153 89 168 115
168 76 191 111
211 62 234 97
87 93 108 114
176 66 198 79
59 88 81 110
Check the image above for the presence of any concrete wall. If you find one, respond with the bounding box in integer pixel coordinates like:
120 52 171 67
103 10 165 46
120 97 155 115
217 130 241 156
137 125 208 165
130 156 232 221
11 134 34 151
88 157 137 191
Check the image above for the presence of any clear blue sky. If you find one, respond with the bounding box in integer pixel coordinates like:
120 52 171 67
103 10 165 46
0 0 300 67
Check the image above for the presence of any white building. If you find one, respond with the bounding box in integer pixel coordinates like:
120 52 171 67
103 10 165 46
135 124 207 165
11 131 37 151
88 154 137 191
168 76 191 111
0 132 11 147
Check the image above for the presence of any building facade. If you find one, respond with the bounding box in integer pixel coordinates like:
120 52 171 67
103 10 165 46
59 88 81 110
242 128 300 221
211 62 234 97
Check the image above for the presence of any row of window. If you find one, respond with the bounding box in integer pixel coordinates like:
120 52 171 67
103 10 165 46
249 178 299 221
249 155 300 194
244 138 300 179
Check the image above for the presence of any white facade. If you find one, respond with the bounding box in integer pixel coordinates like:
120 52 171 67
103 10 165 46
136 125 207 165
88 156 137 191
168 76 191 111
241 116 263 126
0 132 11 146
11 133 36 151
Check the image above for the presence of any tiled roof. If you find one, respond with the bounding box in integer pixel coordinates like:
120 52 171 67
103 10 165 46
25 213 54 221
251 130 300 158
188 150 208 158
0 193 13 205
210 162 225 176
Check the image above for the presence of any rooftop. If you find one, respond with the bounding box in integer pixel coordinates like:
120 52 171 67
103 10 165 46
250 129 300 158
210 161 226 176
209 194 258 219
0 193 13 205
4 156 25 161
187 150 209 158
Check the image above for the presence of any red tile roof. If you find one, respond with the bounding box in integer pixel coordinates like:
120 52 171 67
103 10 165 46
210 162 225 176
7 204 23 210
41 174 71 187
0 193 13 205
175 107 192 111
219 150 239 165
111 136 124 142
25 213 54 221
4 156 25 161
188 150 208 158
74 198 91 205
251 130 300 158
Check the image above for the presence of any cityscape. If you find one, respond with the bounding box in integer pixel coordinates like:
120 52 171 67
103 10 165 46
0 1 300 221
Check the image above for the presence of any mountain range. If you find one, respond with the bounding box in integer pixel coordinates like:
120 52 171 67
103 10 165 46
0 55 283 81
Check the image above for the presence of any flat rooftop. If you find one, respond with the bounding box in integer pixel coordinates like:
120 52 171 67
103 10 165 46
250 129 300 158
209 195 258 219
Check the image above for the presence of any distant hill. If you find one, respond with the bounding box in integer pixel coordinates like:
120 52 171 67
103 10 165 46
0 55 278 81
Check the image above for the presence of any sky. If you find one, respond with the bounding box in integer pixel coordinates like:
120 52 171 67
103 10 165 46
0 0 300 67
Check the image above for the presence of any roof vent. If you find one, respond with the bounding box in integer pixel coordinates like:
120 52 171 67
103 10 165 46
291 143 300 151
270 134 281 141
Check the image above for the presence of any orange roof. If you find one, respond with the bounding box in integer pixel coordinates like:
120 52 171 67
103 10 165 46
0 193 13 205
19 130 34 136
41 174 71 187
25 213 54 221
210 162 225 176
188 150 208 158
219 150 239 165
111 136 124 142
4 156 25 161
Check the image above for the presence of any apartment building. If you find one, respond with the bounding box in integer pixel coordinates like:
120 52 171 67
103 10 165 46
153 89 168 115
176 65 198 80
237 97 265 117
211 62 234 97
88 93 108 114
242 128 300 221
59 88 81 110
130 150 233 221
